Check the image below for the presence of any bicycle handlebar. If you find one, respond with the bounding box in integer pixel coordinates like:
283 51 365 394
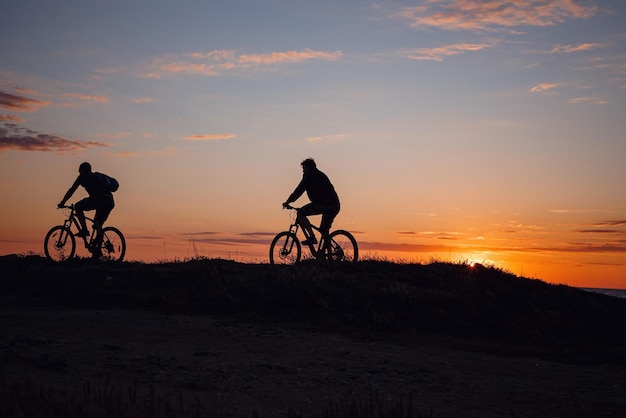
282 204 299 210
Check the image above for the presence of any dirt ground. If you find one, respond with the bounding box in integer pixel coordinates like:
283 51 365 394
1 307 625 417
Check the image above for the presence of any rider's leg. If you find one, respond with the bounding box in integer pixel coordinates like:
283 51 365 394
74 199 92 236
297 203 322 244
320 207 339 255
91 196 114 259
296 212 317 243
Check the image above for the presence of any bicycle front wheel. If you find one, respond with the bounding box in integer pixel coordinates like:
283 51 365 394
101 226 126 261
44 225 76 262
269 231 301 265
327 230 358 263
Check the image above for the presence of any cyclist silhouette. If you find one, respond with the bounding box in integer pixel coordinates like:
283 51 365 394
283 158 340 245
58 162 115 259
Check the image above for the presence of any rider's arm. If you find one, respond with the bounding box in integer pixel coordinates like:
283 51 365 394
59 177 81 207
284 178 306 206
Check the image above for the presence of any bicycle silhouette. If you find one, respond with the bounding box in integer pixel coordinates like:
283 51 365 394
44 204 126 262
269 205 358 264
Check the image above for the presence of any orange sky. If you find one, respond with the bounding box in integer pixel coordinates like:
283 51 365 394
1 1 626 289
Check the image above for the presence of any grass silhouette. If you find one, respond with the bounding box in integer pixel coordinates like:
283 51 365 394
1 254 625 416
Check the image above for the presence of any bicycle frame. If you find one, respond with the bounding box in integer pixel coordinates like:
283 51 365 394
283 205 334 260
288 221 329 259
61 205 100 251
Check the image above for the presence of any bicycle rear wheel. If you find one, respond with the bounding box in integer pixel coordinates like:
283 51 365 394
101 226 126 261
269 231 301 265
327 230 358 263
44 225 76 262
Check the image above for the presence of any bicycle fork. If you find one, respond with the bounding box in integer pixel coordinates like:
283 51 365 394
279 224 300 255
55 219 74 248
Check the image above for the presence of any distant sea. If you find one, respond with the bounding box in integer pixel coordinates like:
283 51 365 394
581 288 626 299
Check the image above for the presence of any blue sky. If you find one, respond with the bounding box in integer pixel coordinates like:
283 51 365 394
1 0 625 287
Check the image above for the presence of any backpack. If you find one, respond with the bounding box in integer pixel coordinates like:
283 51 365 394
94 172 119 192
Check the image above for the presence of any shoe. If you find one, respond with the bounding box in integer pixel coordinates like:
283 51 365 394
301 238 317 246
75 229 89 238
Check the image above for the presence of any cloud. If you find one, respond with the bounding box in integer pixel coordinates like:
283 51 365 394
548 43 606 54
0 91 51 112
138 48 342 78
238 49 342 65
239 232 277 237
132 97 153 104
397 0 599 32
306 133 348 142
594 219 626 227
568 96 607 105
399 231 464 240
190 235 272 247
0 125 109 152
63 93 110 103
0 114 25 123
358 241 452 253
0 134 108 152
402 42 496 61
577 229 622 234
554 243 626 253
530 82 560 93
550 209 612 214
58 92 110 108
183 134 236 141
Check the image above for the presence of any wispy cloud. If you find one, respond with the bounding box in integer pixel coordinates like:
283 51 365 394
568 96 607 105
183 134 236 141
553 243 626 253
239 232 277 237
548 42 607 54
0 114 25 123
306 133 348 142
63 93 110 103
57 92 110 108
550 209 612 214
402 42 496 61
131 97 153 104
530 82 560 93
189 234 272 247
138 48 342 79
577 229 622 234
239 49 341 65
396 0 599 32
0 91 51 112
594 219 626 227
340 240 453 254
398 231 465 240
0 124 109 153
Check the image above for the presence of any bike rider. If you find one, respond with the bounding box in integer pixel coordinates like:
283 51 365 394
58 162 115 259
283 158 340 246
